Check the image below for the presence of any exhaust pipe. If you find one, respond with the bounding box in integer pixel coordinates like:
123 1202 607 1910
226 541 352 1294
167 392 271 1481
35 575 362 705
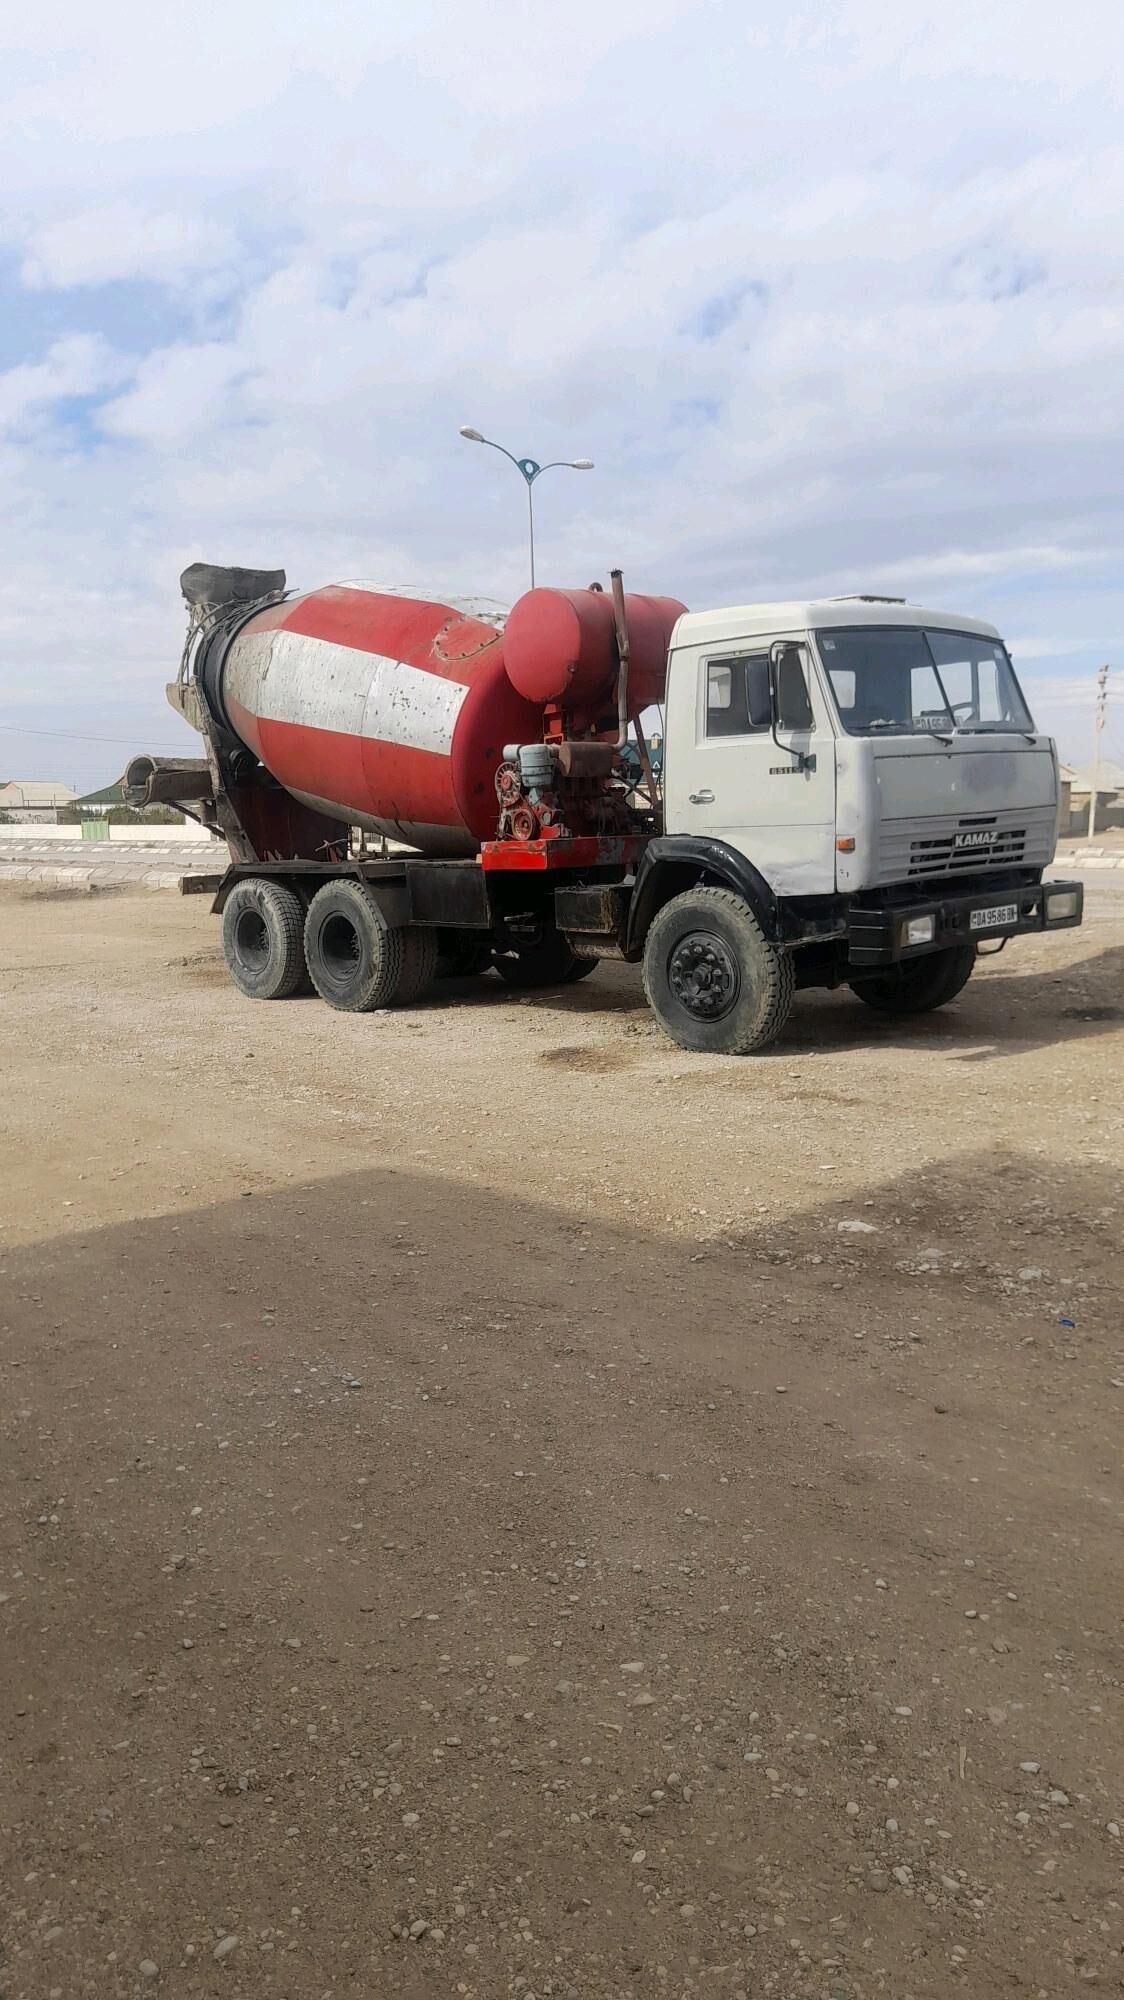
610 568 631 750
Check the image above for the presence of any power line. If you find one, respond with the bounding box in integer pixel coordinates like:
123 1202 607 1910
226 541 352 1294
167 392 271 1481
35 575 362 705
0 719 175 749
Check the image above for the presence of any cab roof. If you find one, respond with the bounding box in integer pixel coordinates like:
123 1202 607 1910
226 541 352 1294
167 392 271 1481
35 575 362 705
672 597 1003 650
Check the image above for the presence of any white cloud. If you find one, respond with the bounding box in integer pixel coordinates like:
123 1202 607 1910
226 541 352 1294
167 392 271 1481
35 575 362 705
0 334 126 433
872 546 1105 589
0 0 1122 784
22 206 239 291
99 343 246 443
1005 636 1095 661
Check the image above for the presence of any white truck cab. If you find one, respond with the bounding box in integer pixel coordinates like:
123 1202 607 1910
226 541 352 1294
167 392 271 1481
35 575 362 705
664 595 1059 896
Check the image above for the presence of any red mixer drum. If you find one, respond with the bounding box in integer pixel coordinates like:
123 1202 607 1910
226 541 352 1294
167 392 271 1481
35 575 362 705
216 584 543 854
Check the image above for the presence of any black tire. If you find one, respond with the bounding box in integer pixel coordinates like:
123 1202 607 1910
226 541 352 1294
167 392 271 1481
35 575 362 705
493 932 598 989
303 879 437 1012
396 926 440 1005
221 879 307 1000
562 955 599 984
849 943 976 1016
435 941 493 978
642 886 794 1054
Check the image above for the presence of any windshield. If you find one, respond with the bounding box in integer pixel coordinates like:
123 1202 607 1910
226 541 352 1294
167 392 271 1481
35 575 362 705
815 626 1034 737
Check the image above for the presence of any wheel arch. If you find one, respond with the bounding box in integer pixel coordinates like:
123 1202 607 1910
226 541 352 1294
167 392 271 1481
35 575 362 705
626 837 779 957
213 864 318 916
212 863 409 927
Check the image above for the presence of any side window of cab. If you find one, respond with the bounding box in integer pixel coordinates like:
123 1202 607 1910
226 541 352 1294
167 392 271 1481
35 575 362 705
704 653 771 737
703 644 815 737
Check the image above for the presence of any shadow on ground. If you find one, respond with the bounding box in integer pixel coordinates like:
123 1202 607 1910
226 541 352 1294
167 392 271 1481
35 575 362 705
1 1150 1120 1998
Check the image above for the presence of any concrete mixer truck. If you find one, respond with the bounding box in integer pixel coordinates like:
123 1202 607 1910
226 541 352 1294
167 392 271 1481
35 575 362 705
127 562 1083 1055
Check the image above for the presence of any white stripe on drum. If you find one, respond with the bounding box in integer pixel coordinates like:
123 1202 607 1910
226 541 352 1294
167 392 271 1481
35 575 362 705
226 628 470 757
227 630 368 739
364 653 467 757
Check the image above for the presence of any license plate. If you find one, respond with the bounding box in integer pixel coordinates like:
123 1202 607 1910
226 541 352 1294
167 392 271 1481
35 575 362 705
970 902 1017 932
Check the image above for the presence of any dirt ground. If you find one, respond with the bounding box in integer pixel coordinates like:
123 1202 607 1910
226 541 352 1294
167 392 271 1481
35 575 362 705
1 883 1121 2000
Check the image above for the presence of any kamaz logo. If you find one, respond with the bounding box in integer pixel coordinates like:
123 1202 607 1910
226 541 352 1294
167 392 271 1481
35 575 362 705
953 829 998 851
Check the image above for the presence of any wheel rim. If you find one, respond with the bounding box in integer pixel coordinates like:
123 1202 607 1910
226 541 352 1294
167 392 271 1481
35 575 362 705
668 930 740 1021
235 908 270 972
320 912 362 980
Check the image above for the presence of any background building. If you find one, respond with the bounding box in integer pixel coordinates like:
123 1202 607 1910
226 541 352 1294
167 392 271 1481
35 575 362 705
0 781 77 823
1059 761 1124 835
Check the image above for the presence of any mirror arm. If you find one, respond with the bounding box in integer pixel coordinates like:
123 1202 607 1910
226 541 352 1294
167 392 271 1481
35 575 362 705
768 642 812 770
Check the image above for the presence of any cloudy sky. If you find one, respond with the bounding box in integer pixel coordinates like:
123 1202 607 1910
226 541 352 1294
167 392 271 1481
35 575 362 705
2 0 1122 789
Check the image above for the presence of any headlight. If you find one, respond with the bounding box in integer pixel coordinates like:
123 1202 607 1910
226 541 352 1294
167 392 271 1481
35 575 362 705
902 914 935 946
1045 888 1079 922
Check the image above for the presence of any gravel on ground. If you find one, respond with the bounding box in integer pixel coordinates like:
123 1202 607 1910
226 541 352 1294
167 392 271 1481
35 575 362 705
1 883 1121 1999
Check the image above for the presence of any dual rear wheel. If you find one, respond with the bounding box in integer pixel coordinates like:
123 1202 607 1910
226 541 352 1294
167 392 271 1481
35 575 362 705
220 879 308 1001
222 877 436 1013
221 878 595 1010
302 879 437 1011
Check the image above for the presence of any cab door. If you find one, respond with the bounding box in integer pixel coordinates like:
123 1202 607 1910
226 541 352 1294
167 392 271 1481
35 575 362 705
664 635 837 895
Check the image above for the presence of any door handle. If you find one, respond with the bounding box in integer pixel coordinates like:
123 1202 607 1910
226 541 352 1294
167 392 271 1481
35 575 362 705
688 789 714 804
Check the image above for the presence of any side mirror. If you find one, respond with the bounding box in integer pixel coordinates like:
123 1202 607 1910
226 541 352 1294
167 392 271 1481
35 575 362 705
767 642 783 731
768 642 816 768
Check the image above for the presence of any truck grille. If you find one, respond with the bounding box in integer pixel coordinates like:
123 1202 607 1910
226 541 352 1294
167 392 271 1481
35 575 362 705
875 808 1055 885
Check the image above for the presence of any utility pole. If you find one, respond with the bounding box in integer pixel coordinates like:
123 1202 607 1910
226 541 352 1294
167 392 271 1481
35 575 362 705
1087 664 1109 838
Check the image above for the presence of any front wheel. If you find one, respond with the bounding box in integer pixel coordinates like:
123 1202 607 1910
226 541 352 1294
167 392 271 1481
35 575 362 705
642 887 794 1054
849 942 976 1015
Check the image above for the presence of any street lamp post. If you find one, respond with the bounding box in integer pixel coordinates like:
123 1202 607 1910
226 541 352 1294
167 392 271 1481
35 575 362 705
459 426 593 588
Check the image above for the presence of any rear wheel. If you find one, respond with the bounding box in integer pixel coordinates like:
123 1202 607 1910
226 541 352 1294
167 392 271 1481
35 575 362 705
221 879 307 1000
849 943 976 1015
642 886 794 1054
493 932 597 988
304 879 437 1012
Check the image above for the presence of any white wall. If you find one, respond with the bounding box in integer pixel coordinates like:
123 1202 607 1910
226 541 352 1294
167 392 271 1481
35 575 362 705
0 821 220 844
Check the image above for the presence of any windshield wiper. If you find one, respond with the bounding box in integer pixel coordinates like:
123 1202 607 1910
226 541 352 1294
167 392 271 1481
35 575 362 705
864 719 954 743
954 724 1038 744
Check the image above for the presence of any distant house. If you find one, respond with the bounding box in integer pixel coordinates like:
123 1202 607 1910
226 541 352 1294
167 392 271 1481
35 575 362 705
0 780 78 823
1061 759 1124 836
74 781 129 816
73 781 187 823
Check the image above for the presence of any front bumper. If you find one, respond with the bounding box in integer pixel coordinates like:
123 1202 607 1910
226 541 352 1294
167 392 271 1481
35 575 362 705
846 877 1084 969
